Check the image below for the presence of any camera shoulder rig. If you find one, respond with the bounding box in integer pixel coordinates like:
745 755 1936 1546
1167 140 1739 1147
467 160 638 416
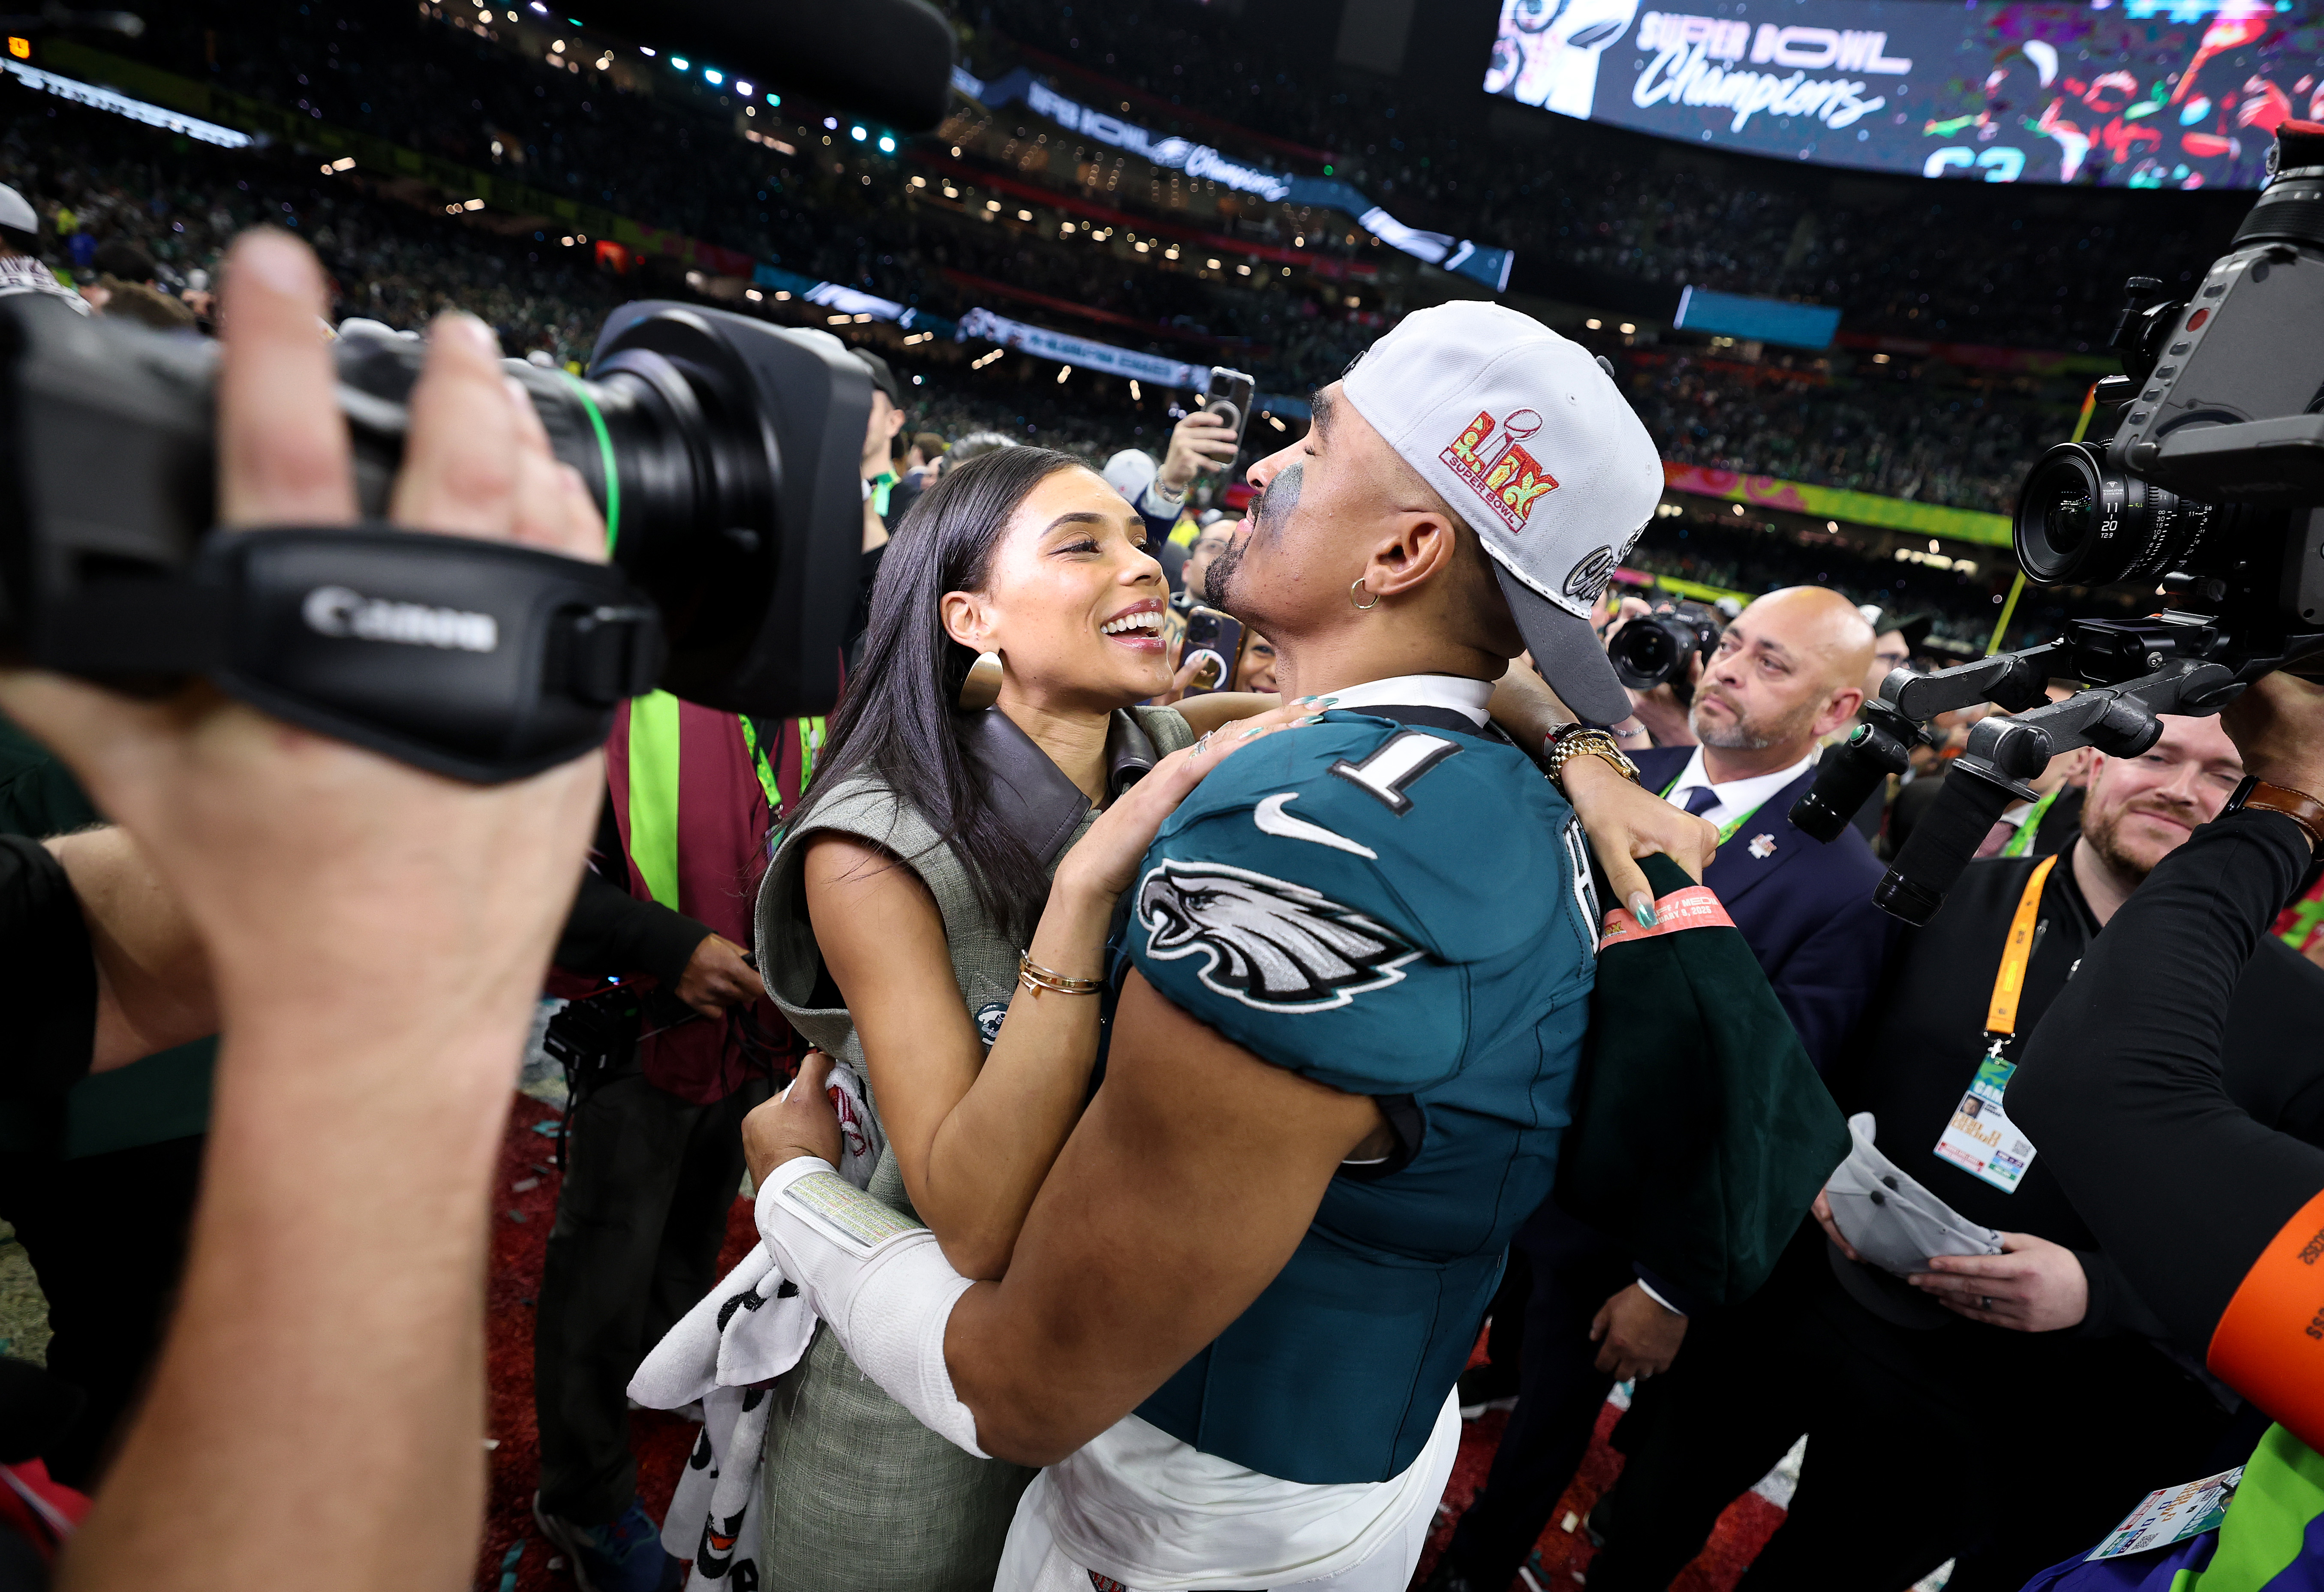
31 526 664 784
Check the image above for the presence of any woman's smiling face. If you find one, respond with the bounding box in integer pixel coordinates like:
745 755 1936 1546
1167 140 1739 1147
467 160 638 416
941 466 1173 712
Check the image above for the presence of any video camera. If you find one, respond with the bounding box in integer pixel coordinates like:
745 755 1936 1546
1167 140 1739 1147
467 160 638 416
1608 596 1724 703
0 300 872 781
1795 119 2324 924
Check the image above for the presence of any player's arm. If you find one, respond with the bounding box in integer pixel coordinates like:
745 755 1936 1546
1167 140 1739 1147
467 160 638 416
746 967 1388 1465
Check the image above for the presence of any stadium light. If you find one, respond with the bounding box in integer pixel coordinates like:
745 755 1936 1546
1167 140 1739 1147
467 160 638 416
1057 366 1072 384
850 124 867 141
746 288 763 301
670 55 688 70
704 69 723 85
736 81 752 96
1130 380 1142 400
638 45 654 55
877 134 896 153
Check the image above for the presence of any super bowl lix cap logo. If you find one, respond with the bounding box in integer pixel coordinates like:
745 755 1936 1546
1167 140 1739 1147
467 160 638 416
1443 409 1560 534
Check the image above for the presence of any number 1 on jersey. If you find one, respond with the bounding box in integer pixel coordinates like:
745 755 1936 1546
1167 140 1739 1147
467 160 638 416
1329 731 1462 815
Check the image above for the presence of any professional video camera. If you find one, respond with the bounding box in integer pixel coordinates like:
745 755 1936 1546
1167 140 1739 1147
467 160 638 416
1794 119 2324 924
1608 596 1724 702
0 299 872 782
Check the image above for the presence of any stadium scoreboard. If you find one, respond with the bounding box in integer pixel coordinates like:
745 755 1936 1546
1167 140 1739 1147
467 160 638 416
1485 0 2321 189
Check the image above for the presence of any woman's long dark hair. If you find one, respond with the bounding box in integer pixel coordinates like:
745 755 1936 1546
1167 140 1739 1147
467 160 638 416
787 445 1090 943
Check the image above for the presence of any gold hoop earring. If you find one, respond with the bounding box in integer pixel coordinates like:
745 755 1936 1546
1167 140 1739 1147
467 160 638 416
1350 579 1380 611
958 650 1004 711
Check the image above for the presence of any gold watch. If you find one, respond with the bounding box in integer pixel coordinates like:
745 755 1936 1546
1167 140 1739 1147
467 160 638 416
1542 725 1640 790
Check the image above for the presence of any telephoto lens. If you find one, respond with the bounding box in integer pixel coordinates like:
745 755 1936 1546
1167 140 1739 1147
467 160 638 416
1608 599 1723 698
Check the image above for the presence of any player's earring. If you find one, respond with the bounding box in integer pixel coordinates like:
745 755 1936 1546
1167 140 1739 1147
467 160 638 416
1350 579 1380 611
959 650 1004 711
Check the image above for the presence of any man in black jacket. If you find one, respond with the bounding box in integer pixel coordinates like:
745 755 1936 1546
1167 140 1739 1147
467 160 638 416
1581 709 2324 1590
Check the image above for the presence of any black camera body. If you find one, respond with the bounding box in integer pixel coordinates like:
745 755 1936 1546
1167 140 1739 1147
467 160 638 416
0 298 871 781
1608 597 1723 701
2013 120 2324 685
1798 120 2324 925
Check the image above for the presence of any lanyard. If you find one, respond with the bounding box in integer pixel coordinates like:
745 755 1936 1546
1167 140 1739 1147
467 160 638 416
1999 785 2062 859
741 715 827 826
1984 852 2060 1050
1658 774 1769 848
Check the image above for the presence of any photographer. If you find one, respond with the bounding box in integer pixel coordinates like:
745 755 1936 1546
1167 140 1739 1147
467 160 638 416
0 228 607 1592
2002 671 2324 1580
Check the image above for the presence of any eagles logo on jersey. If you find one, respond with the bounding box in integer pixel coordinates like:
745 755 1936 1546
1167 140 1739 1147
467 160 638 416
1135 859 1422 1012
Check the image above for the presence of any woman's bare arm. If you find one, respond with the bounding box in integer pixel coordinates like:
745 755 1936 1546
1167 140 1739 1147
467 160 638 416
805 834 1114 1280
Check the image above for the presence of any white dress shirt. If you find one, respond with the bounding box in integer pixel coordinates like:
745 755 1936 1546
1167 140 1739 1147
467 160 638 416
1658 744 1817 833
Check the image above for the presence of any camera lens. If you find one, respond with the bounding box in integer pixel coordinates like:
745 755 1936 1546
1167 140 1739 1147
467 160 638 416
2014 440 2206 589
1608 614 1683 689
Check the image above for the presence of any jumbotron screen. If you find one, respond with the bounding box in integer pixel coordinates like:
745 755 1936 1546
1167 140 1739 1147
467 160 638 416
1484 0 2323 188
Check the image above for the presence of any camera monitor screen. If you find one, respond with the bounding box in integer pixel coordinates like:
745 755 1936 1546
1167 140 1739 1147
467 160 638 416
1484 0 2324 190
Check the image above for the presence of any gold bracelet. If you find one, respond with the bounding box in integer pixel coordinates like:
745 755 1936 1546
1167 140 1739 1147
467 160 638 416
1018 951 1105 997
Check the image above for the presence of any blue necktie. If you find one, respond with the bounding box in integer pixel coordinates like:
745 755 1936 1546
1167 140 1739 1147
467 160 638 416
1683 785 1722 817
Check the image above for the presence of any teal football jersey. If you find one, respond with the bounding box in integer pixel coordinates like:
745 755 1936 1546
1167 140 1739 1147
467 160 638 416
1128 707 1599 1483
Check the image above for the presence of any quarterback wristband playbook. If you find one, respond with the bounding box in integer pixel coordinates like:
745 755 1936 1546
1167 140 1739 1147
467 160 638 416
752 1155 988 1458
31 526 664 784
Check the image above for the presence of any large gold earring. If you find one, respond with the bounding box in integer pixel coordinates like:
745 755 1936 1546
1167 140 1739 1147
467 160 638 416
958 650 1004 710
1350 579 1380 611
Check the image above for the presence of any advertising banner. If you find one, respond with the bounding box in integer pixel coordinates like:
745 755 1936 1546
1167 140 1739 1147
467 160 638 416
1485 0 2324 189
954 65 1516 288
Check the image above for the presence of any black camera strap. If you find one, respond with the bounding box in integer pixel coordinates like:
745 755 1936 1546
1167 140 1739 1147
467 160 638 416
32 526 665 784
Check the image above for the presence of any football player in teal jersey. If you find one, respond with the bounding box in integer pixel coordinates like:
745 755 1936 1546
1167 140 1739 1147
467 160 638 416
747 300 1694 1590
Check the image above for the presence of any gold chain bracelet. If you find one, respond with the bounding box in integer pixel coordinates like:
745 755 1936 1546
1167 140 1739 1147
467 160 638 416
1018 951 1105 997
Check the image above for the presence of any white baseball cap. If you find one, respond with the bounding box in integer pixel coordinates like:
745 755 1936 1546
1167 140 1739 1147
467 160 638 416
1103 447 1158 502
0 184 38 237
1341 300 1663 725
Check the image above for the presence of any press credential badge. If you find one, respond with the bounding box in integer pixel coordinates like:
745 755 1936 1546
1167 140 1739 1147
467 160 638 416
1933 1053 2038 1193
2086 1466 2242 1560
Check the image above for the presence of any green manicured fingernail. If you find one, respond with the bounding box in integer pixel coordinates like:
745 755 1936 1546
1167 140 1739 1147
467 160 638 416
1297 714 1326 725
1238 727 1265 740
1630 892 1657 928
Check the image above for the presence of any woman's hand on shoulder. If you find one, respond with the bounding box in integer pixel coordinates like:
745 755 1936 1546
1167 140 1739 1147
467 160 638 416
1056 698 1322 903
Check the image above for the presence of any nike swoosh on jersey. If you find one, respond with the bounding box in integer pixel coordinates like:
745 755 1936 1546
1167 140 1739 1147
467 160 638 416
1253 792 1379 859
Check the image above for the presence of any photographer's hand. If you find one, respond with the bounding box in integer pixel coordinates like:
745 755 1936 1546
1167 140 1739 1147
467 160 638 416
675 933 762 1018
1626 653 1702 749
28 230 608 1592
2221 671 2324 805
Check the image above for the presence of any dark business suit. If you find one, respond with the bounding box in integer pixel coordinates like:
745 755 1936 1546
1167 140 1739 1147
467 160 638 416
1434 747 1897 1592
